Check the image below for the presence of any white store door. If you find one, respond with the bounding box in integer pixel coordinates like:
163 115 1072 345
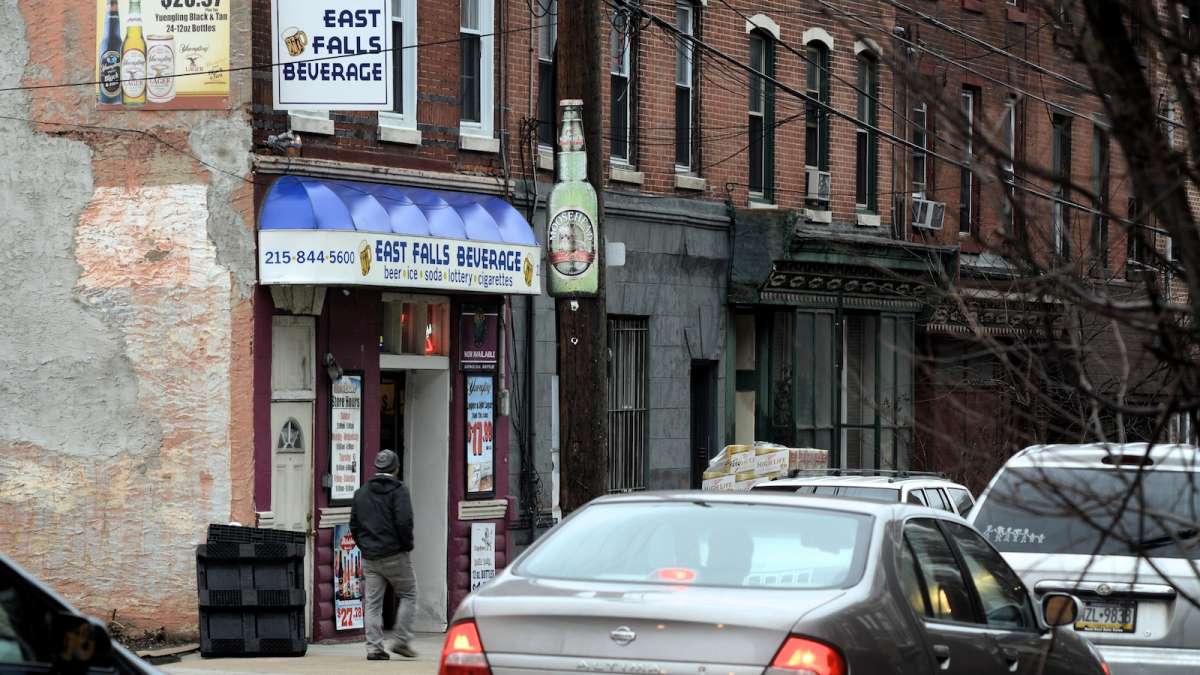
271 315 316 638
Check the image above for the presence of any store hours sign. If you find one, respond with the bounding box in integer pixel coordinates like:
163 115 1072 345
330 374 362 501
271 0 392 110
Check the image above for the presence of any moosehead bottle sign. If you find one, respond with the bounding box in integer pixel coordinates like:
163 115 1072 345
546 100 599 297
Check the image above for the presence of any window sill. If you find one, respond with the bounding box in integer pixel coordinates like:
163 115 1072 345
674 173 707 191
379 124 422 146
460 134 500 153
805 208 833 224
538 146 554 171
288 112 334 136
610 164 645 185
857 212 882 227
1007 6 1029 23
749 200 778 210
962 0 984 13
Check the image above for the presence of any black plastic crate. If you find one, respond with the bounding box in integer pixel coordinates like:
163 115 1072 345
207 524 305 547
196 549 305 609
197 542 305 560
199 608 306 657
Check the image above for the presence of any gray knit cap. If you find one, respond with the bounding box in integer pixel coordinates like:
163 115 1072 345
375 449 400 473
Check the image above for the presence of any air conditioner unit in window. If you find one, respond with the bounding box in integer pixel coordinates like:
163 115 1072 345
805 167 831 204
911 197 946 230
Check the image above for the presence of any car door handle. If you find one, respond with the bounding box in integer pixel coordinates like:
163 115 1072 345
932 644 951 670
1001 647 1019 672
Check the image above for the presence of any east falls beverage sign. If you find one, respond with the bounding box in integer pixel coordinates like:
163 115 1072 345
95 0 230 110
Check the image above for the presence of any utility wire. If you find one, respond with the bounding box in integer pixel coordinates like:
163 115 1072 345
0 21 547 94
610 0 1130 224
881 0 1186 129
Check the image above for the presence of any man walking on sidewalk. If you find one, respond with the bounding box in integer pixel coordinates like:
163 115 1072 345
350 449 418 660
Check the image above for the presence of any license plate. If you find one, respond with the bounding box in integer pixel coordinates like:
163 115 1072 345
1075 599 1136 633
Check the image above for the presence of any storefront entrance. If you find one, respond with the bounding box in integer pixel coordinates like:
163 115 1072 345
386 367 450 632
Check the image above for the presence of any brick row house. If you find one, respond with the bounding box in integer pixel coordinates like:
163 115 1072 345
2 0 1191 641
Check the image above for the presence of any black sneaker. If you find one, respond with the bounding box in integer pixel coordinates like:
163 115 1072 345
390 643 418 658
367 650 390 661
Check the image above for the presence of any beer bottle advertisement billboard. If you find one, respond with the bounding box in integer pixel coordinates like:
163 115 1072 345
94 0 230 110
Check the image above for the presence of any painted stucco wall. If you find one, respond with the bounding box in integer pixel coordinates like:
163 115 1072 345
0 0 255 631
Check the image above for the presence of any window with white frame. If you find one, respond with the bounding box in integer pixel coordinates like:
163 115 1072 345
749 31 775 199
855 55 878 213
1051 113 1073 258
1002 95 1018 226
537 0 557 147
1092 124 1110 271
460 0 494 136
959 87 979 235
380 0 417 130
675 2 695 170
610 9 632 163
911 102 929 198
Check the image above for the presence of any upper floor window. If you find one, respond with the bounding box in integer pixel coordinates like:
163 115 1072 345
855 55 879 214
382 0 417 129
911 102 932 198
1002 95 1018 227
610 9 633 163
537 0 557 146
805 42 831 173
1091 125 1110 272
748 31 775 199
1051 114 1073 258
460 0 495 137
959 87 980 236
675 2 696 171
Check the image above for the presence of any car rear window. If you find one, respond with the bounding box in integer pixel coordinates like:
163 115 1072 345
973 467 1200 559
518 501 872 589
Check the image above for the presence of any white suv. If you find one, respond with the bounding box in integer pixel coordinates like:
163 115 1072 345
751 471 976 517
970 443 1200 675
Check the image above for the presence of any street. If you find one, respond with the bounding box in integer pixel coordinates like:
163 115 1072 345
162 635 444 674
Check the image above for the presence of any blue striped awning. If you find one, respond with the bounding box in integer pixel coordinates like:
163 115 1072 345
259 175 538 246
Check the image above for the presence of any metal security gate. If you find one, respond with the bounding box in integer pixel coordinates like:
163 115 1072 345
608 316 647 492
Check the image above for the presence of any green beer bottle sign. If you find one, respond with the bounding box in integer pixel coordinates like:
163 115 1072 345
546 100 599 297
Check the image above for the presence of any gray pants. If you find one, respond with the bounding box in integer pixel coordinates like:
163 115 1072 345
363 552 417 654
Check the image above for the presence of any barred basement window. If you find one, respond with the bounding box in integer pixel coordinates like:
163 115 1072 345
608 316 647 492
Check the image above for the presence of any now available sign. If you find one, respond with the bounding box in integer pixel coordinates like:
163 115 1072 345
271 0 392 110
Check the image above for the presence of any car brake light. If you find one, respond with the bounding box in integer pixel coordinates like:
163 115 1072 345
654 567 697 583
439 620 491 675
768 636 845 675
1101 661 1110 675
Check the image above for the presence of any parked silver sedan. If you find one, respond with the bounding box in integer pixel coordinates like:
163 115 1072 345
439 492 1107 675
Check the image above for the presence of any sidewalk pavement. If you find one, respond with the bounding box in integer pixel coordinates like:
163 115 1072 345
160 633 443 675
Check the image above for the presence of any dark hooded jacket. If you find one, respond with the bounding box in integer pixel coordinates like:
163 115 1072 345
349 473 414 559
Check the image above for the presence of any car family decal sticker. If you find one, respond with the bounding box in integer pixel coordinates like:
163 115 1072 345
982 525 1047 545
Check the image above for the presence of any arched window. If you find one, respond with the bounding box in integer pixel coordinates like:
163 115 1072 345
855 53 879 214
674 1 698 170
277 418 304 452
748 30 775 199
805 41 831 204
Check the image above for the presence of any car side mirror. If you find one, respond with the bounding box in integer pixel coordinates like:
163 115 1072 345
52 612 113 673
1041 592 1081 627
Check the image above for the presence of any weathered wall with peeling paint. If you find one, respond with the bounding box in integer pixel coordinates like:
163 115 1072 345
0 0 256 632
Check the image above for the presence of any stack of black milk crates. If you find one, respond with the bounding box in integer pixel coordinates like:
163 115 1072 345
196 524 307 657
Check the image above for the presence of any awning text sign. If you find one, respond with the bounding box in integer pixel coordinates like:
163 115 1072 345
271 0 392 110
259 230 541 295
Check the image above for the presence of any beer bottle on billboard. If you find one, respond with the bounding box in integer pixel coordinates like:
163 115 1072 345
121 0 147 106
98 0 122 104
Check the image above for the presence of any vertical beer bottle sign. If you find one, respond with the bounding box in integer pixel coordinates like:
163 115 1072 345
97 0 122 104
546 100 599 296
121 0 147 106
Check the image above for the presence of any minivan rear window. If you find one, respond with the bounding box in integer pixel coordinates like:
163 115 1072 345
519 502 872 589
973 467 1200 559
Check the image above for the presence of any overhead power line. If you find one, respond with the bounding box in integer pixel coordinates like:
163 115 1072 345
0 22 547 94
608 0 1128 224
